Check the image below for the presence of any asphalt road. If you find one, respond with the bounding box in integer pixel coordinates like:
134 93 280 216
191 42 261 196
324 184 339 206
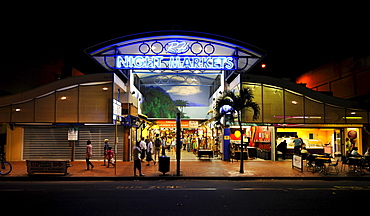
1 180 369 216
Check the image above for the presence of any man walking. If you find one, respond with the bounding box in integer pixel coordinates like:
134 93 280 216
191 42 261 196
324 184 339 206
154 134 161 161
133 141 144 177
139 137 147 162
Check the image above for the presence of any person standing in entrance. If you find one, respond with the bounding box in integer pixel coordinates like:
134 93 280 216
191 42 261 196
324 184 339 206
85 140 94 170
154 134 161 161
133 141 144 177
161 136 167 156
102 139 110 166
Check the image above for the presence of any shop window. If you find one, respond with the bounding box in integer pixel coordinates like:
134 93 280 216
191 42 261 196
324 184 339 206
242 83 262 123
324 104 345 123
345 109 369 123
11 100 35 123
35 93 55 122
284 90 304 123
304 97 325 123
263 85 283 123
56 87 79 123
79 84 112 123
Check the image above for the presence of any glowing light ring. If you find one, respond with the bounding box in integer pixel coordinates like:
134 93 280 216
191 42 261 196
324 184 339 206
190 41 203 55
204 43 215 55
139 43 150 54
151 41 163 54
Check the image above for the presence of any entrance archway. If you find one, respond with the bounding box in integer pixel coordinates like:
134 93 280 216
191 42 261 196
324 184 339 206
86 31 266 120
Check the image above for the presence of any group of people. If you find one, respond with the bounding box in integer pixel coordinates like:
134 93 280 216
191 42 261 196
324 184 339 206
132 134 165 177
85 139 115 170
277 136 308 160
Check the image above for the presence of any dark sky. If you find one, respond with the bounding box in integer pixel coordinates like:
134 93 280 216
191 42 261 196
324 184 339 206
1 5 368 94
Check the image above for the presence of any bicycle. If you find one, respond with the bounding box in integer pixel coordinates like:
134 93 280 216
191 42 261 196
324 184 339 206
0 153 12 175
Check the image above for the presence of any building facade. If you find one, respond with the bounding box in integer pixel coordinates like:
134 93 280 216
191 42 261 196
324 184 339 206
1 31 369 162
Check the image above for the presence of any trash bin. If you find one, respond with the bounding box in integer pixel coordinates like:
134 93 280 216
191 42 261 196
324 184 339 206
158 156 170 175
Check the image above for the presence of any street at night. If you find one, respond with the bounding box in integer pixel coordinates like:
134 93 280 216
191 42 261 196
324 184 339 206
1 5 370 216
1 180 370 215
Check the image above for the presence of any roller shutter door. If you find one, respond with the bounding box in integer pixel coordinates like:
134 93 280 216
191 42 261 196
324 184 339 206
23 126 123 160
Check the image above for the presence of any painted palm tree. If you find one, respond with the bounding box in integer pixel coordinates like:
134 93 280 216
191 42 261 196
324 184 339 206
214 88 260 173
174 99 189 113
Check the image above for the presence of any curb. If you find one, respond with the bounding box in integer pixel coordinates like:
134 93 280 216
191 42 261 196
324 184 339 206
1 175 370 181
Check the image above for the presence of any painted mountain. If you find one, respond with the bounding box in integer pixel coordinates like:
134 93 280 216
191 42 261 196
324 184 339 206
142 85 209 119
141 86 180 118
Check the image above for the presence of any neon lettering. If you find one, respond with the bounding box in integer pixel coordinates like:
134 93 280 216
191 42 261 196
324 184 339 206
166 41 189 54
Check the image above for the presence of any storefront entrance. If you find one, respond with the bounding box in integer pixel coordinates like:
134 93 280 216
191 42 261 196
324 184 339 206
276 126 362 160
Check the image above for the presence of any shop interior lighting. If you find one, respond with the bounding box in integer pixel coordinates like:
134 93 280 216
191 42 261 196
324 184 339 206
102 87 109 91
60 96 67 100
344 116 362 120
291 100 298 105
14 108 21 112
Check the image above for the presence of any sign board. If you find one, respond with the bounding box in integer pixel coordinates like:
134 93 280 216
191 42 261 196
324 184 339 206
113 98 122 120
88 34 265 74
155 120 198 128
292 154 303 172
115 55 235 70
26 160 70 175
68 128 78 141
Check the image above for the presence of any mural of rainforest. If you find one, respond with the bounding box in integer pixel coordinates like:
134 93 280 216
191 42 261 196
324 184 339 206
141 85 210 119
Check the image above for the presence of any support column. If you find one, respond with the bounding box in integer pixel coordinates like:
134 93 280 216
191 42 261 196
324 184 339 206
123 127 130 161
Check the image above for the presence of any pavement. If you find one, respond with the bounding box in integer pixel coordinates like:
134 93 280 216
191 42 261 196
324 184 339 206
1 151 370 180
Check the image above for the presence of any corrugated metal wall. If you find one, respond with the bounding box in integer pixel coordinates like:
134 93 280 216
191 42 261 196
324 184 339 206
23 126 124 160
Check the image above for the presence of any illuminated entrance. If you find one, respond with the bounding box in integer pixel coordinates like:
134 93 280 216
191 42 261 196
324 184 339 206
85 31 266 161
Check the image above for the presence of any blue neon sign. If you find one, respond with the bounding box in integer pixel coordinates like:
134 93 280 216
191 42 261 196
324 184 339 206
115 55 235 70
165 41 189 54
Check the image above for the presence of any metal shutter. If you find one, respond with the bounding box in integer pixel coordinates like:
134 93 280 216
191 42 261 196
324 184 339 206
23 126 124 161
23 127 70 160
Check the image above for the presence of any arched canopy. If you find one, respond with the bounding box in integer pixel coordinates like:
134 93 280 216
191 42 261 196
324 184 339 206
85 31 266 83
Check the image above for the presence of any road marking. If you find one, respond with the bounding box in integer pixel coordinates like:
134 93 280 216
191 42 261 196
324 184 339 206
116 185 216 191
175 188 217 191
0 189 24 192
234 186 370 191
234 188 285 191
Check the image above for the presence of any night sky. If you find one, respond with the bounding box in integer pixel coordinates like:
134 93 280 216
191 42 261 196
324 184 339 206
1 5 368 94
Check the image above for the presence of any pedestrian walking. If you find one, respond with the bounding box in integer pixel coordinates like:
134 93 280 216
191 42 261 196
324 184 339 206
133 141 144 177
139 137 147 162
146 138 156 166
154 134 161 161
85 140 94 170
102 139 109 166
106 147 115 168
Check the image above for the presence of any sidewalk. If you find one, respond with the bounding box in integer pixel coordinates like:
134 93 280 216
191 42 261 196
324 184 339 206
1 151 370 180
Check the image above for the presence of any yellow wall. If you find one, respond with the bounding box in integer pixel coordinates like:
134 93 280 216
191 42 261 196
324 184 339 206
5 125 23 161
277 128 332 144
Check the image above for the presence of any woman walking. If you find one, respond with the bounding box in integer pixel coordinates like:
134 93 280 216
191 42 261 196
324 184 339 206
86 140 94 170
